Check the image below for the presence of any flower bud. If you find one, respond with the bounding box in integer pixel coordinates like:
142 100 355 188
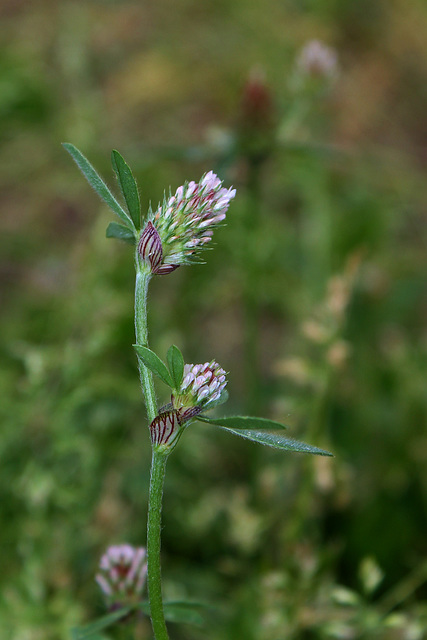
96 544 147 608
138 221 179 275
237 67 276 162
138 172 235 275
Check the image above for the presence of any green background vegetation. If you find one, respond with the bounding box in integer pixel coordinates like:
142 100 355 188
1 1 427 638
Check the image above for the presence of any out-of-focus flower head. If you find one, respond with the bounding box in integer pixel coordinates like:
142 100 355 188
237 66 276 162
138 172 236 275
296 39 338 81
240 67 274 132
96 544 147 607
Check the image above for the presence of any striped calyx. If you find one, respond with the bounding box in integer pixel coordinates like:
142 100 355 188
149 407 201 449
137 222 179 275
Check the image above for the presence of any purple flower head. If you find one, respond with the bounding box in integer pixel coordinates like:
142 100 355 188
96 544 147 607
138 172 236 275
173 361 227 411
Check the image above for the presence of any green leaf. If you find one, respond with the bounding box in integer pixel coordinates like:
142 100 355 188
133 345 174 388
167 345 185 389
111 149 141 229
204 389 229 410
217 427 333 456
70 607 131 639
63 143 134 229
197 415 288 430
106 221 136 244
137 601 208 627
163 601 207 626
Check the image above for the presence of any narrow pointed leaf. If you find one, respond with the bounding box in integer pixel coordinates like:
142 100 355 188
133 345 174 387
106 221 136 244
204 389 229 411
218 427 333 456
111 149 141 229
63 143 133 229
70 607 131 639
163 601 207 626
138 601 207 626
197 415 288 430
167 344 185 389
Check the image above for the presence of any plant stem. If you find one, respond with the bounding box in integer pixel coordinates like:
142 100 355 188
134 259 170 639
243 158 262 415
147 449 169 640
134 262 157 422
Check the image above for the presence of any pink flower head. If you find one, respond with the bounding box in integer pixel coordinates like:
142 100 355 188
96 544 147 607
138 172 236 274
149 362 226 450
173 361 227 411
296 40 338 80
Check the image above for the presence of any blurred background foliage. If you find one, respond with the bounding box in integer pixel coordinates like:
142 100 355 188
1 0 427 638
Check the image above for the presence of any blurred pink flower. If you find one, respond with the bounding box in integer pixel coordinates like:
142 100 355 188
96 544 147 606
297 39 338 79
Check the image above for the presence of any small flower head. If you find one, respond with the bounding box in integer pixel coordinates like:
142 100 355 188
138 172 236 274
296 40 338 81
173 360 227 411
96 544 147 608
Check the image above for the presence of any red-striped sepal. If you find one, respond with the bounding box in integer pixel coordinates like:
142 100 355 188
150 410 182 448
138 221 179 275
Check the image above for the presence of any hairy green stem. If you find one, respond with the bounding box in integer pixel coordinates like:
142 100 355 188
147 449 169 640
134 263 157 422
134 259 170 639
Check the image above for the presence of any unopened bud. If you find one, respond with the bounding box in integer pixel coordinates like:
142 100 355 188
237 67 276 162
137 221 179 275
240 67 274 131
